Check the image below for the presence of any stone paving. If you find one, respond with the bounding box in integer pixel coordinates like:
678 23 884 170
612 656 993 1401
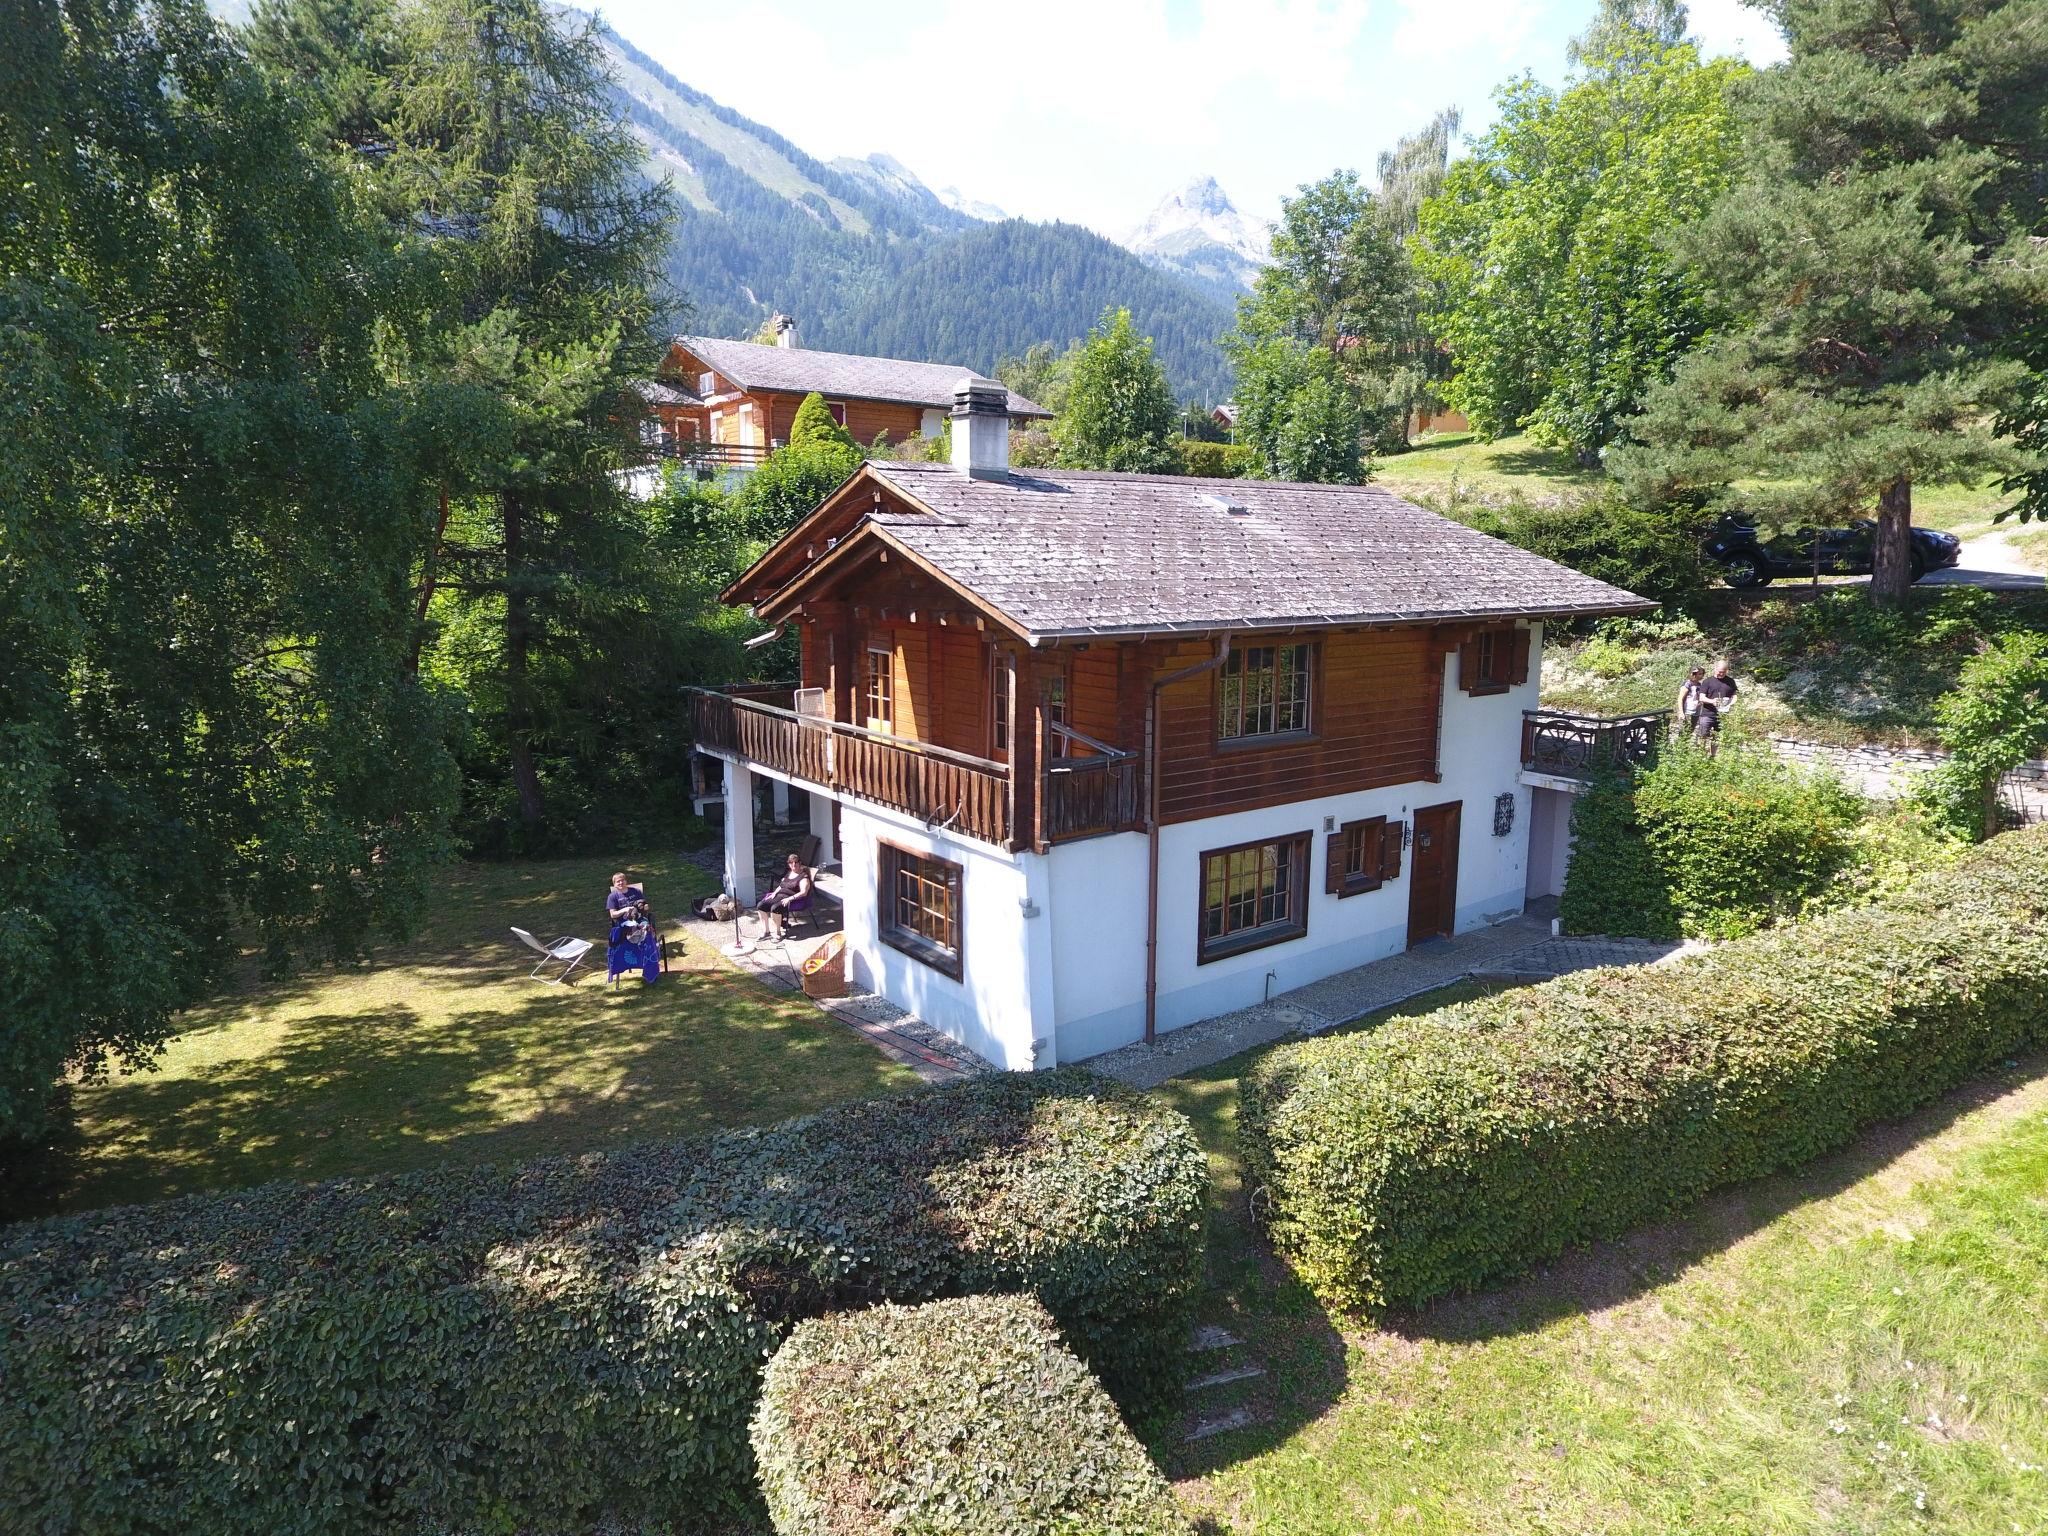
1084 915 1688 1091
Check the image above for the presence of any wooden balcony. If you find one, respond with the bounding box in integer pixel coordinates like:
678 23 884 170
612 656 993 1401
1520 709 1670 778
689 688 1144 850
657 438 770 470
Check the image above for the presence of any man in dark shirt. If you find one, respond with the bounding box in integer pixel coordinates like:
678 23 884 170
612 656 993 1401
1694 661 1738 757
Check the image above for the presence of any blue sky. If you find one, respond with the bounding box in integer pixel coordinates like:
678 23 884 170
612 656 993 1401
580 0 1786 238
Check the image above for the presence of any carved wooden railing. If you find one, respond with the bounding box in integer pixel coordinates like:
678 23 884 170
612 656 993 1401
690 688 1013 848
1520 709 1670 778
1042 723 1142 842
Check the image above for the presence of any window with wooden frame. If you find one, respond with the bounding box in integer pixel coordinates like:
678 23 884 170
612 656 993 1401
1325 816 1404 898
1199 833 1310 962
1458 626 1531 696
865 647 894 732
988 652 1013 756
1044 670 1070 758
1217 643 1313 741
879 842 963 978
826 400 848 426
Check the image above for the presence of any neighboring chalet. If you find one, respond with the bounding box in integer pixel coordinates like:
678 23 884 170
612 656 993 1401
691 378 1654 1071
648 315 1050 469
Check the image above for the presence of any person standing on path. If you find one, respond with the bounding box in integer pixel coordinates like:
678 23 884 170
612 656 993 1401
1676 666 1706 740
1694 660 1738 757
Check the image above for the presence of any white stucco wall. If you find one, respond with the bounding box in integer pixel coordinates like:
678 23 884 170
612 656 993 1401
1041 626 1543 1060
836 800 1048 1072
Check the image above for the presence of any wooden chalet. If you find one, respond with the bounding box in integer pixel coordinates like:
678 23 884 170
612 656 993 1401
692 379 1653 1070
648 316 1049 469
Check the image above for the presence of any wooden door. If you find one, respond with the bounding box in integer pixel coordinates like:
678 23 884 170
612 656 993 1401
1406 801 1461 946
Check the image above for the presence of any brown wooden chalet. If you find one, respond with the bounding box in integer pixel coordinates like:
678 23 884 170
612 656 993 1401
649 317 1049 468
696 381 1654 858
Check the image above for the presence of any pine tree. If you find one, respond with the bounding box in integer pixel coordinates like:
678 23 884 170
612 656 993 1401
370 0 675 835
1610 0 2047 603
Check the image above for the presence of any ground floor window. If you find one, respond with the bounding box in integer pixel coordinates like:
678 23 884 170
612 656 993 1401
1199 833 1309 962
880 841 963 978
1327 815 1402 897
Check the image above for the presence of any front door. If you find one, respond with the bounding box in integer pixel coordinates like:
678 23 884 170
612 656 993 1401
1407 801 1461 946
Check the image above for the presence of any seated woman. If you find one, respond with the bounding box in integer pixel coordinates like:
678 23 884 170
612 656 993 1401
604 871 660 984
753 853 812 942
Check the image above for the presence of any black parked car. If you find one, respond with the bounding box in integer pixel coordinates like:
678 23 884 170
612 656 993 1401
1703 515 1961 588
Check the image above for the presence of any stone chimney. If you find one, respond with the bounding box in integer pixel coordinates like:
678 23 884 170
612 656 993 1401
771 313 797 349
950 376 1010 479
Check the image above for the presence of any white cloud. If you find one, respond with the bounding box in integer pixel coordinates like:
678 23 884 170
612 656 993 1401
1686 0 1790 64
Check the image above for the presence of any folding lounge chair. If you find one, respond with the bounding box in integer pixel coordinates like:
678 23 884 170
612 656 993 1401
510 926 595 984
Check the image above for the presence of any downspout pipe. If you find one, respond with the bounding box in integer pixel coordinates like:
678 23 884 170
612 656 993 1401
1144 635 1232 1045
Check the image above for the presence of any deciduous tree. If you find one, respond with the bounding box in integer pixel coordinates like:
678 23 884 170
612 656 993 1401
1414 22 1744 462
1053 308 1178 473
0 0 459 1141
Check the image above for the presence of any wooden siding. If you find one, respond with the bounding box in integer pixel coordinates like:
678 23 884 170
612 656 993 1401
1066 647 1122 747
1152 627 1446 825
765 393 925 448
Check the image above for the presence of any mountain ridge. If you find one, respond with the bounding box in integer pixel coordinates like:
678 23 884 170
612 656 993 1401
1122 175 1270 299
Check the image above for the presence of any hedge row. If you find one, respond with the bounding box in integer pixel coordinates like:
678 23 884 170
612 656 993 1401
753 1294 1191 1536
1241 824 2048 1316
0 1070 1206 1535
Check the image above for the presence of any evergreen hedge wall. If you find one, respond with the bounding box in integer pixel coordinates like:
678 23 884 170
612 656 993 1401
752 1293 1191 1536
0 1070 1205 1535
1241 825 2048 1316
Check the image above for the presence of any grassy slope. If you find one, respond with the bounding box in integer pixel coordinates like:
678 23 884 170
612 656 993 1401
1152 987 2048 1535
1377 432 2018 532
19 852 918 1218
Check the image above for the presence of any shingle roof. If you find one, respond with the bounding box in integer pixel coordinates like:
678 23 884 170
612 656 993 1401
856 463 1654 639
673 335 1050 418
633 378 702 407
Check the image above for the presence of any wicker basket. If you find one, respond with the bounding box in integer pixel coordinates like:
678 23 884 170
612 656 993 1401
799 933 847 1000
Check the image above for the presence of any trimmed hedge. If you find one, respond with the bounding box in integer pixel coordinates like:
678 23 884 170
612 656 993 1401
753 1294 1191 1536
1241 825 2048 1316
0 1069 1205 1535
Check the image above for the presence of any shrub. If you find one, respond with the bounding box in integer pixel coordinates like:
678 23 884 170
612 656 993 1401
1172 437 1259 478
1912 630 2048 840
1241 825 2048 1316
0 1070 1205 1535
1627 743 1864 938
1555 769 1680 939
1459 490 1713 610
752 1294 1191 1536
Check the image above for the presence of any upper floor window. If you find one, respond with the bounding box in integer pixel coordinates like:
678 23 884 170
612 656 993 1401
1218 643 1311 741
1200 833 1310 962
827 400 848 426
1045 671 1069 757
1459 626 1530 696
697 370 716 396
865 647 894 731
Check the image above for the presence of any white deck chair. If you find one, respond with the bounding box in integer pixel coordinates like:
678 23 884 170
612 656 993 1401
510 927 594 985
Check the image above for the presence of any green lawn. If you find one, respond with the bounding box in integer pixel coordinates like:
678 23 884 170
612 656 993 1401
1375 431 2018 532
16 851 919 1219
1152 987 2048 1534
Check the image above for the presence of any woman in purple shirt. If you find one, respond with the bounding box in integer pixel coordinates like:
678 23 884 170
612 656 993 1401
605 872 660 983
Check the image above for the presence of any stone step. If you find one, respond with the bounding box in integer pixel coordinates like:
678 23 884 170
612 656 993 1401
1186 1363 1266 1393
1183 1405 1264 1443
1187 1324 1244 1355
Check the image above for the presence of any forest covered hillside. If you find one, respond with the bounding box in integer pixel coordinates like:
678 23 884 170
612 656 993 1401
596 23 1233 399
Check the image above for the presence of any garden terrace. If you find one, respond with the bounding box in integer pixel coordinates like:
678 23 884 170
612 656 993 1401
1520 708 1668 778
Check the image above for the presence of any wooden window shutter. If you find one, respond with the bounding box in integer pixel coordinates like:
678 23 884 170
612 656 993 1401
1325 831 1346 895
1379 821 1404 882
1510 627 1531 686
1458 639 1480 693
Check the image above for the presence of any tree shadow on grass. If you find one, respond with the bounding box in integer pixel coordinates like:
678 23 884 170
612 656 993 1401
11 958 915 1222
1391 1050 2048 1348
